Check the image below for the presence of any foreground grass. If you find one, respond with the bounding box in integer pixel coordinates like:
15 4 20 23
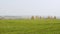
0 19 60 34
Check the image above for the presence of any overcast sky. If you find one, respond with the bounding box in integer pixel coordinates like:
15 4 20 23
0 0 60 16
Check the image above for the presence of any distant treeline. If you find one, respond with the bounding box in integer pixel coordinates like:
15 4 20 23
0 16 56 20
31 16 56 19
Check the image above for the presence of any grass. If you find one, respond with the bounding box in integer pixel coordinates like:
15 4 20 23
0 19 60 34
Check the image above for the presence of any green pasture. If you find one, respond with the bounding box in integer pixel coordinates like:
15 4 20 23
0 19 60 34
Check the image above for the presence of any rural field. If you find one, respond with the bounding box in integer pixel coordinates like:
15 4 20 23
0 19 60 34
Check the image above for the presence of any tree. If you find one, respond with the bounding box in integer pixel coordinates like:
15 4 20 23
40 16 41 19
54 16 56 19
47 16 50 19
31 16 34 19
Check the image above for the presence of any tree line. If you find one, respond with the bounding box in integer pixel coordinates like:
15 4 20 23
31 16 56 19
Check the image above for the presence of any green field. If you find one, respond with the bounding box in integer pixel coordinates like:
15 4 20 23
0 19 60 34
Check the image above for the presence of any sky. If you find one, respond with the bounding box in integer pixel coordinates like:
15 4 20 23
0 0 60 17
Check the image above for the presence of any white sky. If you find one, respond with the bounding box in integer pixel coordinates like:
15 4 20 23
0 0 60 16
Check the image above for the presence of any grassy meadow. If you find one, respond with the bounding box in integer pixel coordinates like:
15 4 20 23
0 19 60 34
